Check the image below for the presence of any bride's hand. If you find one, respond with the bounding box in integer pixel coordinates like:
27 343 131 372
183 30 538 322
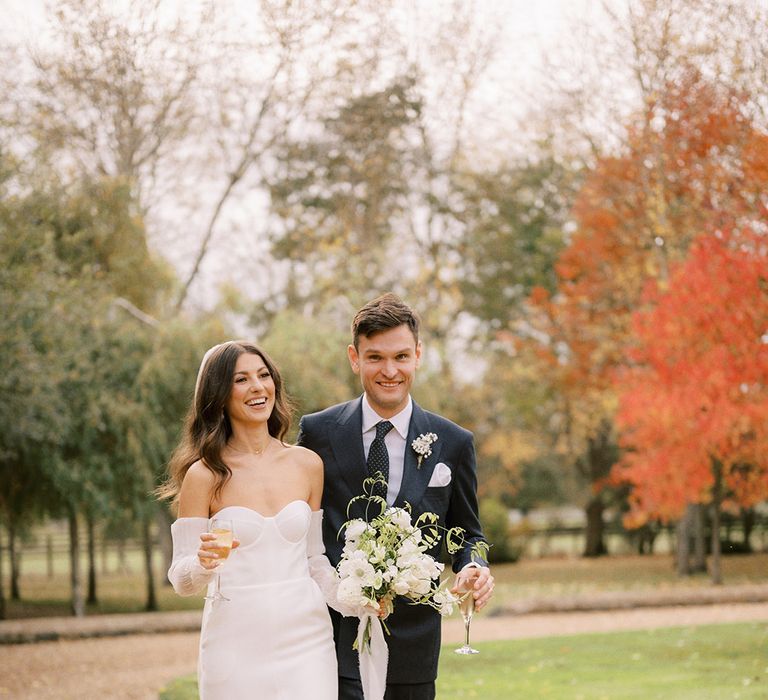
360 599 389 619
198 533 240 569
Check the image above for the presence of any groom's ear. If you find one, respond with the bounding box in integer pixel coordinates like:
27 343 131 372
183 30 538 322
415 339 422 368
347 343 360 374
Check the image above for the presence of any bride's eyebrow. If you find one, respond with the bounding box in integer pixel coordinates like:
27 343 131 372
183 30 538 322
233 367 268 376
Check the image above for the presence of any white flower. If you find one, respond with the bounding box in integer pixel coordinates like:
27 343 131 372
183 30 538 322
381 564 399 582
345 519 368 541
338 553 377 586
386 507 412 529
391 575 411 595
406 574 432 596
411 433 438 467
337 578 365 607
432 587 459 616
335 472 479 655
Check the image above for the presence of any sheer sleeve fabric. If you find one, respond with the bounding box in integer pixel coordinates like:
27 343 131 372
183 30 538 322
308 510 359 617
168 517 216 596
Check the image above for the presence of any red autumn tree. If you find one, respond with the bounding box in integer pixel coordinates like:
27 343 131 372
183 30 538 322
524 68 768 557
612 225 768 581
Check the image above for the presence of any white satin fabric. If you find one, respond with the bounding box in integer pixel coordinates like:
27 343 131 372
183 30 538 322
356 614 389 700
170 502 338 700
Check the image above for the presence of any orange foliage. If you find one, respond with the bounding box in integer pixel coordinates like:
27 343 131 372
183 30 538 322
526 68 768 462
613 226 768 522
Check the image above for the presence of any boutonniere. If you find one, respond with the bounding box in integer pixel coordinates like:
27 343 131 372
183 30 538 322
411 433 438 468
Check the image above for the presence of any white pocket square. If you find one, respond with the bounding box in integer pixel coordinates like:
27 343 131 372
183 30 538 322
428 462 452 487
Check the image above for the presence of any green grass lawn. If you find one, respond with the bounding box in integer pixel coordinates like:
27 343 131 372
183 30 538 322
438 622 767 699
159 622 768 700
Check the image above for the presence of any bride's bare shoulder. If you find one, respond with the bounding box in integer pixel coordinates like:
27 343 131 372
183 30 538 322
178 460 216 516
282 444 323 471
183 460 217 487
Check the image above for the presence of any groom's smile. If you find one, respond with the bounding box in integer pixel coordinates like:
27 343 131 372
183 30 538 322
348 324 421 419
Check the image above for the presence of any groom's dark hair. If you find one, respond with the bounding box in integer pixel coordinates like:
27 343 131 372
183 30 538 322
352 293 420 349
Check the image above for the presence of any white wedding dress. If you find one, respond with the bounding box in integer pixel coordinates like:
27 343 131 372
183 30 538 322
169 501 339 699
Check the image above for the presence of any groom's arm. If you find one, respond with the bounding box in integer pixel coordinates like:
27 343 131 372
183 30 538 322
447 432 495 610
447 435 487 570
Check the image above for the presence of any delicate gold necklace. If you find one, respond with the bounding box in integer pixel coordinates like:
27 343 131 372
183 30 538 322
228 439 271 456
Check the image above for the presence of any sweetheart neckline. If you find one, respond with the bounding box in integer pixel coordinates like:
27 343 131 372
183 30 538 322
213 500 311 520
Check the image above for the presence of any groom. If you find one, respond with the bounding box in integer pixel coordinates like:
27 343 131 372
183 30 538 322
298 293 494 700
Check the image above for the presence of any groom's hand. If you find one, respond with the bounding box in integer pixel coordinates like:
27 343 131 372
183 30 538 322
452 566 495 612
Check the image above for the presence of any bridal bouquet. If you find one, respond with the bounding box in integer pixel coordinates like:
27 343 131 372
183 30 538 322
336 507 460 642
336 474 488 700
337 474 482 646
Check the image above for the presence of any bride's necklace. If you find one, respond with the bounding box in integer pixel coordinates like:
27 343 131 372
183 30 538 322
228 438 271 457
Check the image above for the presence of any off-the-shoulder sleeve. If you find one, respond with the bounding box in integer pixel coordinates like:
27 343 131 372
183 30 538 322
307 509 359 617
168 517 216 596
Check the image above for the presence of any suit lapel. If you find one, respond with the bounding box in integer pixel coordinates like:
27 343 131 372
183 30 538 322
328 398 368 503
394 402 440 509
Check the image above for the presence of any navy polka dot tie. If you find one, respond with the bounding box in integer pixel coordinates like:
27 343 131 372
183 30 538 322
367 420 393 500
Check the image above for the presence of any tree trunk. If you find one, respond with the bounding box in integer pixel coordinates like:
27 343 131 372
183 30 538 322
101 536 108 576
0 529 6 620
46 533 54 578
86 515 98 605
142 515 157 612
636 523 658 555
583 497 607 557
675 507 692 576
156 507 173 586
710 460 723 585
691 503 707 573
68 509 85 617
8 520 20 600
741 508 755 552
117 536 129 574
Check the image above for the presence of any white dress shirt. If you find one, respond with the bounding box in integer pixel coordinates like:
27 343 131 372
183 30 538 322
361 394 412 505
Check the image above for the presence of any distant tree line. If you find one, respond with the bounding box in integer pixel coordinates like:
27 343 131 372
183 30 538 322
2 0 767 616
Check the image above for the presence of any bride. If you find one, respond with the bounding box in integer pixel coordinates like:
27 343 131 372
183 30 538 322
158 341 356 699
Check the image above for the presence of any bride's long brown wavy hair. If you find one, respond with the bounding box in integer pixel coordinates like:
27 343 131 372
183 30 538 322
157 341 293 506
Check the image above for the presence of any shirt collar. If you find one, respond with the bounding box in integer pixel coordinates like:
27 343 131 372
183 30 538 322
361 394 412 439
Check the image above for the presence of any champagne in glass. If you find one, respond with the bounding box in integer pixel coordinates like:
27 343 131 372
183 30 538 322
205 518 234 602
210 527 233 560
455 580 480 655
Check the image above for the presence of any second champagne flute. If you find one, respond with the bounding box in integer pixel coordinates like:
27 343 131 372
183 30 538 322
205 518 234 602
454 578 480 655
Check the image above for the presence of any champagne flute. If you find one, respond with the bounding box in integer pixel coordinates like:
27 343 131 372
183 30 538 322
205 518 234 603
454 579 480 655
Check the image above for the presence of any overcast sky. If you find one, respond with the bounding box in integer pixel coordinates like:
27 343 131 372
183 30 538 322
1 0 600 313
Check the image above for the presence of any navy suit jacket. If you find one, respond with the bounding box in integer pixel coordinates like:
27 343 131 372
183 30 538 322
297 396 487 684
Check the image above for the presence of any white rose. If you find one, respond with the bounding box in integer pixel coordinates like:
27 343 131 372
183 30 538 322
397 539 421 557
388 508 412 529
408 576 432 596
392 576 411 595
345 519 367 541
419 557 443 579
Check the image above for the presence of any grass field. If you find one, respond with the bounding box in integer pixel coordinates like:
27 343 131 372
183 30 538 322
4 551 768 619
159 622 768 700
